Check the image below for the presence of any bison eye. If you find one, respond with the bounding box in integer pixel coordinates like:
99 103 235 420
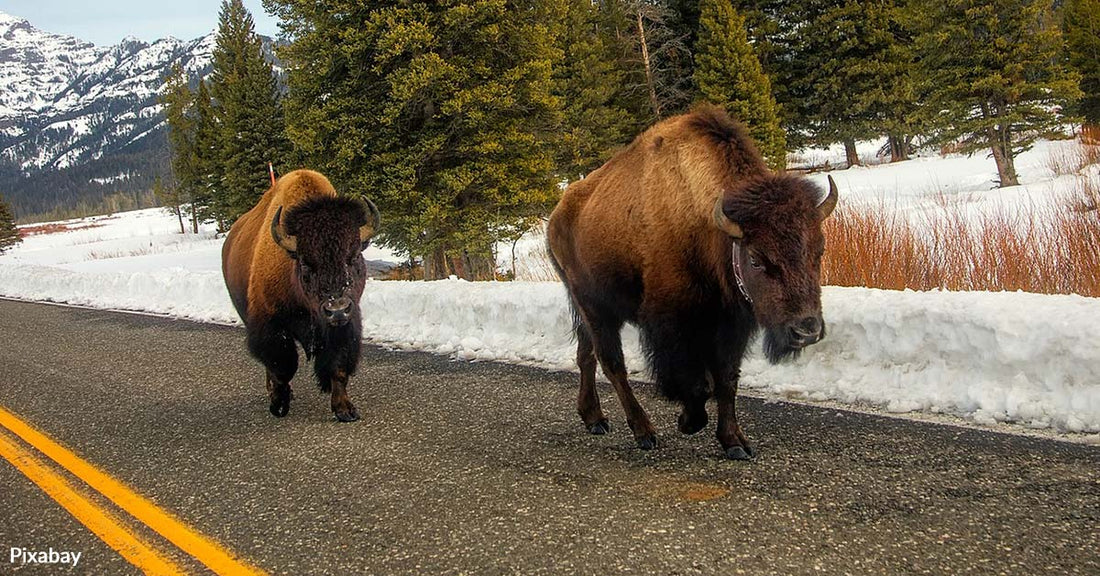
748 254 764 271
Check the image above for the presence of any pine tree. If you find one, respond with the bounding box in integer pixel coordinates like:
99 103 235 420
730 1 916 165
553 0 644 180
693 0 786 169
160 64 207 234
797 1 902 165
0 194 20 253
915 0 1081 187
209 0 289 226
193 80 224 231
275 0 562 280
1064 0 1100 125
153 174 186 234
621 0 695 122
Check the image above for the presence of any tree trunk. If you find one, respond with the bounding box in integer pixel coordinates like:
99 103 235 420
989 142 1019 187
459 250 496 281
636 11 662 119
844 139 861 168
987 126 1019 187
510 236 521 280
423 246 451 280
191 206 199 234
888 134 910 162
176 207 185 234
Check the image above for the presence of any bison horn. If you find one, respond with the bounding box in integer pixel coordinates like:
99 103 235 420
713 198 744 239
359 198 380 250
270 206 298 255
819 175 839 219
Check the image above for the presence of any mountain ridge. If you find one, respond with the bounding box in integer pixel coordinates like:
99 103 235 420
0 10 274 219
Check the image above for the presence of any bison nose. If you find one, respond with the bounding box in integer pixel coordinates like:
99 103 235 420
789 316 823 346
322 296 352 326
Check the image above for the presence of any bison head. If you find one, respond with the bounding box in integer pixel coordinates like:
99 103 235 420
714 174 838 363
271 196 380 328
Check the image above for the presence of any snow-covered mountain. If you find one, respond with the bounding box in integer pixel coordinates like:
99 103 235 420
0 11 274 218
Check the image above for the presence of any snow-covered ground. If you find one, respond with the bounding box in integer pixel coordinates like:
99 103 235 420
1 138 1098 440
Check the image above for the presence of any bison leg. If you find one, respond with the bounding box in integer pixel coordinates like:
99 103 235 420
315 340 360 423
249 327 298 417
678 393 709 435
586 320 657 450
576 327 610 435
326 370 359 423
265 369 294 417
714 368 753 460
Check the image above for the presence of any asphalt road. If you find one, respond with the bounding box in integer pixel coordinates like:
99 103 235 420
0 298 1097 575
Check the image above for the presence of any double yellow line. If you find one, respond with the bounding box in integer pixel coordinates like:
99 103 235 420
0 406 265 575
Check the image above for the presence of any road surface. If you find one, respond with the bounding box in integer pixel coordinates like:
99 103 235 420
0 299 1097 574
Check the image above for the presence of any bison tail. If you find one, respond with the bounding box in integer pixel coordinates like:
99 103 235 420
546 235 585 341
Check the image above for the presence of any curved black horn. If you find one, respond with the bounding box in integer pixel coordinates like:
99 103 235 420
713 197 744 239
270 206 298 255
359 198 380 249
819 175 839 219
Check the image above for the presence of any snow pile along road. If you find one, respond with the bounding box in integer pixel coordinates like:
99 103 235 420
4 254 1095 434
359 280 1100 434
0 263 236 323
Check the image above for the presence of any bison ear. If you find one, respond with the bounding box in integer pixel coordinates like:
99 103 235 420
270 206 298 257
713 198 744 239
358 198 380 250
819 175 839 219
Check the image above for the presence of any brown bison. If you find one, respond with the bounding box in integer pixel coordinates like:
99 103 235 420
547 105 837 459
222 169 380 422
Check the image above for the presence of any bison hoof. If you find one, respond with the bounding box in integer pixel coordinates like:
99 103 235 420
334 406 360 423
724 445 754 461
677 410 708 435
636 435 658 451
269 400 290 418
587 419 612 435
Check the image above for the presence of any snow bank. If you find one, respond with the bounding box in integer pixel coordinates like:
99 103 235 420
0 263 237 323
747 288 1100 433
360 280 1100 434
4 260 1096 433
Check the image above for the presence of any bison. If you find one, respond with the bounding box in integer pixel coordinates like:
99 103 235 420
547 105 838 459
222 169 380 422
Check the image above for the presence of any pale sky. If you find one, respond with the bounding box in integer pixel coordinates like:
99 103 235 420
0 0 280 46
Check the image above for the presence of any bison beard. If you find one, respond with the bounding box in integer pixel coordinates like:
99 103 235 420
763 324 804 364
547 104 837 460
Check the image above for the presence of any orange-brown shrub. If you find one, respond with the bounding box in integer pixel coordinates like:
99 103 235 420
1082 124 1100 146
1047 131 1100 175
823 201 1100 297
18 222 104 238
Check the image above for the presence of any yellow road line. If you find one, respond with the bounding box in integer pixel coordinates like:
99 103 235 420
0 407 266 576
0 430 185 575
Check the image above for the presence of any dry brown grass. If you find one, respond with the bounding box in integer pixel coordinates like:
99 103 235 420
823 200 1100 297
1046 134 1100 176
512 241 562 282
86 245 157 260
1082 124 1100 146
18 222 104 238
381 262 424 281
824 130 1100 296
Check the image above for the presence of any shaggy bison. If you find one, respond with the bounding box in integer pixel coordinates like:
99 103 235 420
222 169 380 422
547 105 838 459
